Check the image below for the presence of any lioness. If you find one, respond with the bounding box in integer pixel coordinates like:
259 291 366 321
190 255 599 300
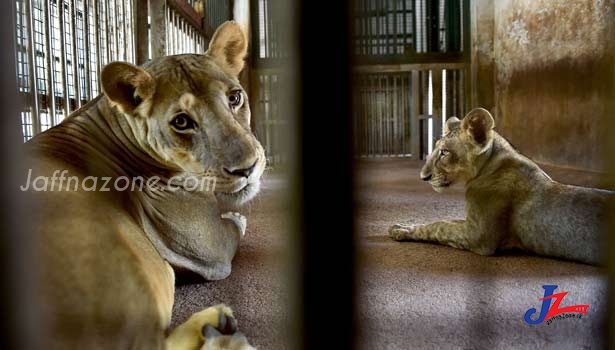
22 22 262 349
389 108 613 265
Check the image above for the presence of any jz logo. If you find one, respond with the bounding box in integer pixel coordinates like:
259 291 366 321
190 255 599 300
524 285 590 325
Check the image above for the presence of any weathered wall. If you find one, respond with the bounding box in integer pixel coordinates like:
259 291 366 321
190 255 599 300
470 0 495 111
474 0 615 172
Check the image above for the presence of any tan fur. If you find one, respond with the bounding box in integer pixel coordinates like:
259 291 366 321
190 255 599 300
206 21 248 76
23 22 261 349
390 108 613 265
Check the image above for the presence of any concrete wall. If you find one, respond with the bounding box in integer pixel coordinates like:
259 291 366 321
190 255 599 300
472 0 615 172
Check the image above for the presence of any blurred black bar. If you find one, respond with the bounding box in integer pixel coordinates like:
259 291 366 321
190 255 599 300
0 1 38 349
299 1 356 349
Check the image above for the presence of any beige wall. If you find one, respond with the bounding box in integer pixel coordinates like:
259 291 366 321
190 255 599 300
472 0 615 172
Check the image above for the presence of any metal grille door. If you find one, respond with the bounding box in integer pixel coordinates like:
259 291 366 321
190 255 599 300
354 73 413 157
15 0 136 141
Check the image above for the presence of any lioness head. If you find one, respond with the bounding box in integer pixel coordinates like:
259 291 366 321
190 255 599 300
100 21 265 207
420 108 495 192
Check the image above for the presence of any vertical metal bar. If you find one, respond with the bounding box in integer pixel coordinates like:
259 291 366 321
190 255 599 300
366 76 371 155
150 0 166 58
179 12 183 53
118 0 124 60
105 0 112 61
178 14 182 54
127 0 133 62
402 73 407 155
376 75 381 154
373 0 376 55
57 0 71 115
393 74 398 155
410 70 420 158
178 12 183 53
101 0 109 64
360 0 365 56
461 67 468 114
136 0 148 64
390 75 395 155
364 78 369 155
82 0 92 100
169 9 173 55
112 0 119 60
172 8 176 54
264 75 271 157
92 0 103 91
392 0 397 55
384 75 389 155
124 0 130 62
382 75 391 155
377 0 381 55
180 13 184 53
372 75 376 156
69 0 81 109
432 69 442 145
25 0 41 135
368 75 373 155
44 0 57 123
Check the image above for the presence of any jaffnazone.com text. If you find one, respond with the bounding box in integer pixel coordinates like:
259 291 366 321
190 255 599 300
20 169 217 192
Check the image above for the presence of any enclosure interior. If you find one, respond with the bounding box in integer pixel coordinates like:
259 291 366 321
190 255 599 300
11 0 615 349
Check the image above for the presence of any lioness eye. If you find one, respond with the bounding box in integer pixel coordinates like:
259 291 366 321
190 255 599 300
439 149 450 157
170 113 196 131
228 90 243 108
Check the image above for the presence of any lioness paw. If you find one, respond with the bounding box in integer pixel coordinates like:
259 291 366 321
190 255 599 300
222 212 247 238
388 223 417 241
167 304 250 350
201 305 256 350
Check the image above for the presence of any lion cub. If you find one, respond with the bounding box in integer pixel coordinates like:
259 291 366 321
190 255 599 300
389 108 613 265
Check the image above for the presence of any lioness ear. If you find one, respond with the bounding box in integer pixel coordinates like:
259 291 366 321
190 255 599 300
101 62 155 114
444 117 461 135
461 108 495 150
206 21 247 76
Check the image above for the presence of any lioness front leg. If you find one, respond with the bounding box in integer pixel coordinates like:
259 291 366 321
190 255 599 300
389 220 498 256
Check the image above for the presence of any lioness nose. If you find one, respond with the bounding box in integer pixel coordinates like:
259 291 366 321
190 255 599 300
420 173 432 181
224 161 257 178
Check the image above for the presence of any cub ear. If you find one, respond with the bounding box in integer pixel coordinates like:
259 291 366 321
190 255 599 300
206 21 248 76
444 117 461 135
101 62 155 114
461 108 495 151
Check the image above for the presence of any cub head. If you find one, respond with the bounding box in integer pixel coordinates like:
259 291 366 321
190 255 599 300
420 108 495 192
100 21 265 207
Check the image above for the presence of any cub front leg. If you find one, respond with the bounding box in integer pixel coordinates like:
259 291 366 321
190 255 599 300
388 220 498 256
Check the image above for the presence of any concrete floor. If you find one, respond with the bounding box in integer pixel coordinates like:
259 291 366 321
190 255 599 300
355 158 609 350
171 158 610 349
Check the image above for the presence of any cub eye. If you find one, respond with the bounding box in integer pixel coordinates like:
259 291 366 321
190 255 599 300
439 149 450 157
170 113 197 131
228 90 243 109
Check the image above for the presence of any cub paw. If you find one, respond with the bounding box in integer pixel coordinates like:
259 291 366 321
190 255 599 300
221 212 247 238
388 223 417 241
